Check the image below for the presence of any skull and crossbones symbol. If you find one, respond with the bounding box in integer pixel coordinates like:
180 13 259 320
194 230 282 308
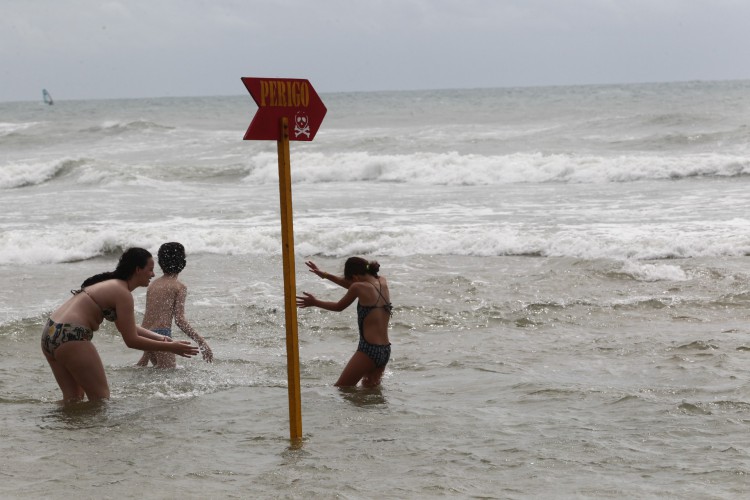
294 112 311 138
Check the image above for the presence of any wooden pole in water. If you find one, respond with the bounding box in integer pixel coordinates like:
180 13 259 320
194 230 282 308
276 117 303 441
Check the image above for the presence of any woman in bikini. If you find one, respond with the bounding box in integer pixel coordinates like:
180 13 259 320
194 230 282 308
296 257 393 387
41 247 199 402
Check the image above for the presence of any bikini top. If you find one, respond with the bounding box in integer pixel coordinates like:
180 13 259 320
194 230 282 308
72 288 118 322
357 280 393 319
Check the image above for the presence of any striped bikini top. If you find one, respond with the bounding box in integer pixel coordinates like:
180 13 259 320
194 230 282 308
356 280 393 324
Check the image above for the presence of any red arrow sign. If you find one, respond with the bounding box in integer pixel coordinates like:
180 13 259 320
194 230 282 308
242 77 327 141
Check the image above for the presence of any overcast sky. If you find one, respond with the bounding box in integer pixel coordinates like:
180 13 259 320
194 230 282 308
2 0 749 102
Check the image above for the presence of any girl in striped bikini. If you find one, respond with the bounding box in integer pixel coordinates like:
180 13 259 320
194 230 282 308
297 257 393 387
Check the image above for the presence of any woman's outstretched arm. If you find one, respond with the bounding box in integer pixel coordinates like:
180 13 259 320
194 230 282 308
305 261 352 289
296 284 360 312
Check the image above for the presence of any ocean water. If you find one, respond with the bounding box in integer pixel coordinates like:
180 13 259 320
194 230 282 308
2 80 750 498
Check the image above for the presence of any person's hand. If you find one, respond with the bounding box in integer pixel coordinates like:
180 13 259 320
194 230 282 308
305 261 326 279
199 343 214 363
296 292 317 308
171 340 200 358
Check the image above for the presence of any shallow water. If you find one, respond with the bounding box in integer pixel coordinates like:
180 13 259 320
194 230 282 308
3 253 750 498
3 81 750 498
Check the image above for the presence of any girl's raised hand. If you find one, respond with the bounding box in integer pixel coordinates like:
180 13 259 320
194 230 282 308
296 292 317 308
305 261 325 278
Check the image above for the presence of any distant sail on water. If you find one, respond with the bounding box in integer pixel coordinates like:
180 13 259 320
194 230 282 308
42 89 54 105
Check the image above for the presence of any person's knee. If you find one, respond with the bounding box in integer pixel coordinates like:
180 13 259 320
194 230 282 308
334 375 358 387
63 388 86 402
361 376 382 388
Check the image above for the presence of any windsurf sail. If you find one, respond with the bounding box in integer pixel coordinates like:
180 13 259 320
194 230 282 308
43 89 54 105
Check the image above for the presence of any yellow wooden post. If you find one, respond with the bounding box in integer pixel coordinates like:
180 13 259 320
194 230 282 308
277 117 303 441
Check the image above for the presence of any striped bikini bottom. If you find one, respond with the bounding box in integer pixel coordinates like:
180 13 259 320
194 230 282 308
357 337 391 368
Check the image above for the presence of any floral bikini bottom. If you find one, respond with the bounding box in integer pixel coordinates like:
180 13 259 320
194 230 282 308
41 318 93 359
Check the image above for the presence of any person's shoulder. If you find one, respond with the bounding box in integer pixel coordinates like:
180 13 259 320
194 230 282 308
149 275 165 285
150 276 184 292
104 280 133 303
350 281 370 294
97 278 129 295
169 278 188 293
156 274 183 285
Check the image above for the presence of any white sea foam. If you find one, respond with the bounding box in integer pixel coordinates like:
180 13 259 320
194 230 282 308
239 151 750 186
4 149 747 191
0 121 39 136
0 160 69 189
619 260 690 282
2 84 750 267
2 217 749 265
